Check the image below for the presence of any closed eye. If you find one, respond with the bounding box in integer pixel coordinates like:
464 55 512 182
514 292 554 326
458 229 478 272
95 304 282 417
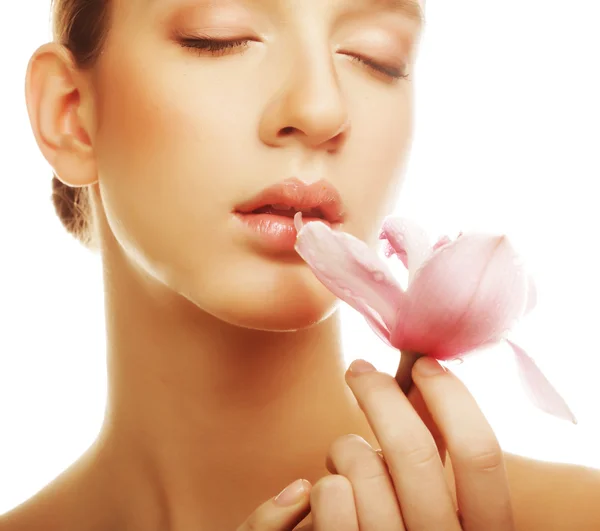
178 37 252 57
177 38 409 81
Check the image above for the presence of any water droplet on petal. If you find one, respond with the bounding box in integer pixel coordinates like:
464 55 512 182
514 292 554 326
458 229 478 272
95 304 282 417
343 288 353 297
363 262 377 273
373 271 385 282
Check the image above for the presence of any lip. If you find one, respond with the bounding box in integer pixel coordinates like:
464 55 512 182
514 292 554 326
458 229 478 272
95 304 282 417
235 177 345 223
233 177 345 252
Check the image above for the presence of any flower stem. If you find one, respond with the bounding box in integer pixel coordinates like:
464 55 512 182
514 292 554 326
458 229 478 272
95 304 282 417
395 350 425 395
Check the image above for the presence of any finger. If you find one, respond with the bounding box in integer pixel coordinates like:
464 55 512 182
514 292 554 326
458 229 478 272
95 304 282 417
310 475 359 531
237 479 312 531
408 382 447 465
412 357 516 531
346 360 460 531
326 434 405 531
375 448 459 514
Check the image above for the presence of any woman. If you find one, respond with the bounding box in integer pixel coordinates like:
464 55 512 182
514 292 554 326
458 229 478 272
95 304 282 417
2 0 599 529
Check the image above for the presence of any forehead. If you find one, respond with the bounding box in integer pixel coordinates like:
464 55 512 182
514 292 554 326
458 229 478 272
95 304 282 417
143 0 424 27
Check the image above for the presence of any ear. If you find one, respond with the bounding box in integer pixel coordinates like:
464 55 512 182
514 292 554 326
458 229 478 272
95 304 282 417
24 42 98 187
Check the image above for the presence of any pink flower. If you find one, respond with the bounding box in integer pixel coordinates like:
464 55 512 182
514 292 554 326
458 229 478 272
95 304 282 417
294 213 576 424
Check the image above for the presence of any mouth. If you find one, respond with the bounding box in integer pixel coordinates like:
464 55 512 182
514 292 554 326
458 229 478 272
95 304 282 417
234 177 345 224
248 203 327 220
233 177 345 252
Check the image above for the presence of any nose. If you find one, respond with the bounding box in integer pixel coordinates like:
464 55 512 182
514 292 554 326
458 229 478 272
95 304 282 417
258 55 351 152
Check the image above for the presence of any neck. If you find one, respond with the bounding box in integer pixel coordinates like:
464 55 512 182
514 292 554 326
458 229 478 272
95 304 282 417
90 239 378 530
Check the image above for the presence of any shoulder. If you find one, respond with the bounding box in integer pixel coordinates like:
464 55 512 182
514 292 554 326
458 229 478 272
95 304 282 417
444 451 600 530
503 452 600 531
0 469 89 531
0 449 117 531
0 491 59 531
0 484 109 531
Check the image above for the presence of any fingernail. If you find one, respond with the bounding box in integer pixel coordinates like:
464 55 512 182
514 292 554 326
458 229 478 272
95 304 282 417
348 359 377 374
415 357 446 376
274 479 310 506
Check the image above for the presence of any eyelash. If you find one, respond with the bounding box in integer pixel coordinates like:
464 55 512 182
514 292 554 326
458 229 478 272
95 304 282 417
178 38 409 81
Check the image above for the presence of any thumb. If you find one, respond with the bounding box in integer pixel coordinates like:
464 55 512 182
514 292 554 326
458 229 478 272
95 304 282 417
236 479 312 531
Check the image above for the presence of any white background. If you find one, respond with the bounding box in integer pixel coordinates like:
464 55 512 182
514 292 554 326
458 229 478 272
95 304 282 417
1 0 599 516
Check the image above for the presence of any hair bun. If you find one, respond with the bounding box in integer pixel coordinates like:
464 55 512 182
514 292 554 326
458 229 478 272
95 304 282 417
51 175 94 248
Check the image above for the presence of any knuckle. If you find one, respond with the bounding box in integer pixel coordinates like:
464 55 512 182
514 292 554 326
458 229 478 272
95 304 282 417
465 444 504 473
357 465 390 484
400 442 440 469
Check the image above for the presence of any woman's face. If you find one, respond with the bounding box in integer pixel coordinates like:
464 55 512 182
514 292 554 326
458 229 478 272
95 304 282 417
91 0 423 330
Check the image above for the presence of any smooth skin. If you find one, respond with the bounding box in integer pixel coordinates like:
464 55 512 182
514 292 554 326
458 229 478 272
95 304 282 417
237 357 600 530
318 357 513 531
238 357 512 531
2 0 600 529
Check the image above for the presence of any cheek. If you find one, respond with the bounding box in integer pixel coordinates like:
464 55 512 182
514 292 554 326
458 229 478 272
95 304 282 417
343 86 414 243
92 46 248 269
94 57 228 207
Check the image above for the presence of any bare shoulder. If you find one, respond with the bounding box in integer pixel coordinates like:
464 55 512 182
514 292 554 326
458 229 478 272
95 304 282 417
0 449 116 531
0 481 110 531
0 484 64 531
504 452 600 531
444 451 600 530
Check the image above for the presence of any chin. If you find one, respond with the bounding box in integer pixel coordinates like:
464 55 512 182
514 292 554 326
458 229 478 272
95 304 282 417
217 296 339 331
182 261 341 331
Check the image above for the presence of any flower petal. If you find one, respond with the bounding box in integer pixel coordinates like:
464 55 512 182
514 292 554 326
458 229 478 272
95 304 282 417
507 340 577 424
437 236 529 358
392 233 527 360
524 273 537 315
379 217 433 284
433 235 452 251
294 217 405 335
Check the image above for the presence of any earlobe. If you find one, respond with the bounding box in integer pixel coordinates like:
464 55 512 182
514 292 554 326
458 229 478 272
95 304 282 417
24 42 98 188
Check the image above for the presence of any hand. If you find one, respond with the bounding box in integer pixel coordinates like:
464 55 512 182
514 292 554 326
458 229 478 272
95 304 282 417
236 478 313 531
310 357 516 530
